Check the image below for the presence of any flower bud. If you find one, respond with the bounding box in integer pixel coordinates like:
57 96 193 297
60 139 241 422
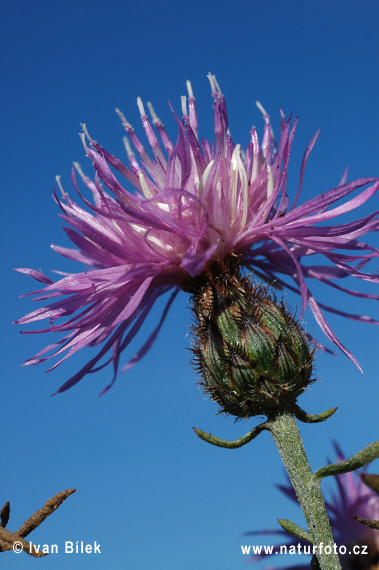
188 256 315 419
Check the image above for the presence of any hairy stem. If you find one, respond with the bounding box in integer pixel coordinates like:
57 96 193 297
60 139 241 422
266 412 341 570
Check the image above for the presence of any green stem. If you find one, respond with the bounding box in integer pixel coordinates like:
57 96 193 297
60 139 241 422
266 412 341 570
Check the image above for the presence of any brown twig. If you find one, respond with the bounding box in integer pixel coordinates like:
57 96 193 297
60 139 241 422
0 502 10 528
0 527 46 557
17 489 76 538
0 489 76 557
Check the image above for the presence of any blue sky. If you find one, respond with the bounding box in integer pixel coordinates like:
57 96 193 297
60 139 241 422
1 0 378 568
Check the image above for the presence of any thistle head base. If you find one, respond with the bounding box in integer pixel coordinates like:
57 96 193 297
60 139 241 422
189 256 315 420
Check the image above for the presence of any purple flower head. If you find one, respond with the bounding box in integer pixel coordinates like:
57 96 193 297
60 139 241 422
15 74 379 394
244 444 379 569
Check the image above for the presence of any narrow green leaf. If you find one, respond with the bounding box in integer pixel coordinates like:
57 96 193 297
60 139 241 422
278 518 312 543
354 515 379 530
192 422 267 449
294 404 337 424
313 441 379 482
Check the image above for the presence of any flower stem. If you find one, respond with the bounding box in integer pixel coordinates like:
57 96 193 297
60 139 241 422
266 412 341 570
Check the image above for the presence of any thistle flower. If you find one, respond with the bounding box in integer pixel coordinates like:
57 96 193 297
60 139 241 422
244 445 379 569
15 74 379 394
